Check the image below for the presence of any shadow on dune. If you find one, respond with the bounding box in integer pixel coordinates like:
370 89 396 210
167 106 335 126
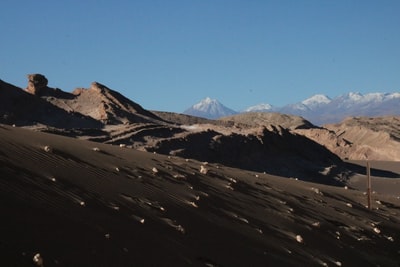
344 161 400 179
148 127 345 185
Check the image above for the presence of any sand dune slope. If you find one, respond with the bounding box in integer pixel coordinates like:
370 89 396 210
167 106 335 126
0 125 399 266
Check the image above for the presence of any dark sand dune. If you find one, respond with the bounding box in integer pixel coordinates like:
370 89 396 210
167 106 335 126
1 125 400 266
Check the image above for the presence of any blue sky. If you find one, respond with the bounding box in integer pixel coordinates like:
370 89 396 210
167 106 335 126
1 0 399 112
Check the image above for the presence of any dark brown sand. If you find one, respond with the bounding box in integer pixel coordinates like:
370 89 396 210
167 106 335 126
1 124 399 266
347 160 400 197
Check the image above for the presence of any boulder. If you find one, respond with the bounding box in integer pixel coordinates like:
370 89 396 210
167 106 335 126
26 74 48 95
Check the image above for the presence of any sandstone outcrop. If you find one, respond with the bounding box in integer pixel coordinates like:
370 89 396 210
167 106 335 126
26 74 48 95
0 79 101 129
70 82 163 124
23 74 164 125
295 116 400 161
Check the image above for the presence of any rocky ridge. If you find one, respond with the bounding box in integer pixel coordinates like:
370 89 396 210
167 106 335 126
301 117 400 161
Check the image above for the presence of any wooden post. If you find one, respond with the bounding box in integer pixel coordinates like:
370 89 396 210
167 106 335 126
366 160 372 210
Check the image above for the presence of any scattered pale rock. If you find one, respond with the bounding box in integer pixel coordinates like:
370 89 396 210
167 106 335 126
295 235 304 243
152 167 159 174
312 221 321 228
386 236 394 242
225 183 234 190
188 201 198 208
200 165 208 174
33 253 44 267
311 187 323 195
43 146 52 152
335 231 341 239
173 174 186 180
228 177 237 183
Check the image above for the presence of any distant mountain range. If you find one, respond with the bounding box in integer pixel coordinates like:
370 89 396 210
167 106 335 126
184 92 400 125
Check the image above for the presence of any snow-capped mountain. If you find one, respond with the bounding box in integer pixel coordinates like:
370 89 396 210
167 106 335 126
245 95 331 114
184 92 400 125
244 103 274 112
183 97 237 119
301 94 332 108
280 92 400 125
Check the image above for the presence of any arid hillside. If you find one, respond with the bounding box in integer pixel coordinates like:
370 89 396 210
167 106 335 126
220 112 316 130
0 79 101 129
295 116 400 161
219 111 400 162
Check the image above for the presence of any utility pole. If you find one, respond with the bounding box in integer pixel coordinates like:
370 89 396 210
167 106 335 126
366 160 372 210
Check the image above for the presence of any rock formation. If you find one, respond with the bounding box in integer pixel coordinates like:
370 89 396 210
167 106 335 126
26 74 48 95
294 116 400 161
70 82 163 124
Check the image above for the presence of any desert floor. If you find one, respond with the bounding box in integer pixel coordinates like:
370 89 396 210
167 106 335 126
1 124 399 266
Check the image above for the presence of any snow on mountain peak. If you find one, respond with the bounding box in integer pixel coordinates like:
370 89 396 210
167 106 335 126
301 94 331 107
385 92 400 100
343 92 363 101
184 97 237 119
184 91 400 123
244 103 273 112
338 92 395 103
193 97 217 110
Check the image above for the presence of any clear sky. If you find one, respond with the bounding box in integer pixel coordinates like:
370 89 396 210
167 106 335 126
1 0 399 112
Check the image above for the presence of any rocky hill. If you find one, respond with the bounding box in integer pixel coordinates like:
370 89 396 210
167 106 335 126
219 112 316 130
296 116 400 161
216 110 400 162
0 79 101 129
25 74 164 125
